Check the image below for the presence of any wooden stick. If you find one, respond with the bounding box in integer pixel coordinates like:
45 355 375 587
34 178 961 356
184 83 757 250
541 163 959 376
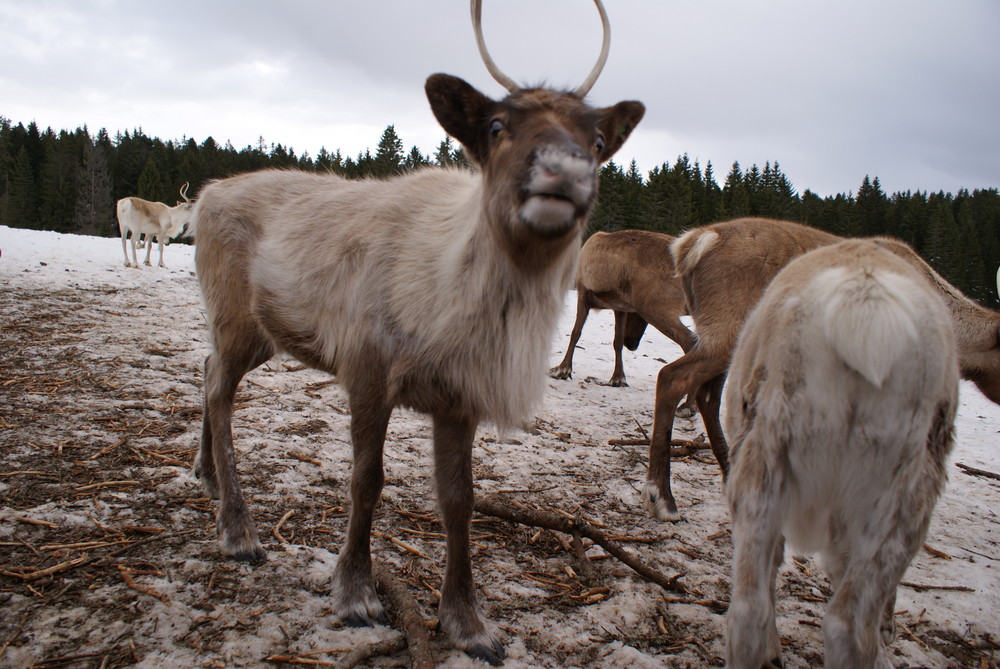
899 581 975 593
373 564 435 669
74 480 142 492
372 532 430 560
119 567 171 606
273 510 295 544
334 638 407 669
606 438 710 458
474 496 687 594
956 462 1000 481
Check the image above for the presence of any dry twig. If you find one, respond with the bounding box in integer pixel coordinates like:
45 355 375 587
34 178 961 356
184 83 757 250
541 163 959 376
956 462 1000 481
273 510 295 544
474 496 686 594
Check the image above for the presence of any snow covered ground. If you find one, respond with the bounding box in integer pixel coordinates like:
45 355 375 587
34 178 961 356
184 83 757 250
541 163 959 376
0 225 997 668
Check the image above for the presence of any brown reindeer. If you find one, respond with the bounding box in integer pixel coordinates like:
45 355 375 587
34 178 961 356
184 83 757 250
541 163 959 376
188 0 643 663
549 230 697 405
642 216 1000 521
725 239 958 668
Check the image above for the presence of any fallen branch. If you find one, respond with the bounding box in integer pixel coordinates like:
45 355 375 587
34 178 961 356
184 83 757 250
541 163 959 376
607 437 710 457
956 462 1000 481
0 555 91 581
334 638 407 669
119 567 171 606
662 596 729 614
1 530 200 581
474 496 686 594
899 581 975 593
273 510 295 544
373 563 435 669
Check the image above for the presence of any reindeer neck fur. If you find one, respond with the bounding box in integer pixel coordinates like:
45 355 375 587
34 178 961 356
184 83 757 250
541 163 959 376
382 167 581 427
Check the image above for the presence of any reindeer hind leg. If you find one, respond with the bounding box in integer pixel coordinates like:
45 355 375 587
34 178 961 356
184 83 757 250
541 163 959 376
200 336 273 562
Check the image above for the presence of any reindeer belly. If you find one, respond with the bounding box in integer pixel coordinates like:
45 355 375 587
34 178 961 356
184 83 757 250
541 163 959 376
250 283 337 375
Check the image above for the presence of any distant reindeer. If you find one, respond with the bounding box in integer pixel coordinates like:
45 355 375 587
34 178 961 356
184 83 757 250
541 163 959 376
116 182 194 268
724 239 959 669
641 217 1000 521
188 0 643 663
548 229 698 413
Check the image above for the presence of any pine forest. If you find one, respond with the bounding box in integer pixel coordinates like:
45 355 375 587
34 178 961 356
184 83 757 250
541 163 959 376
2 116 998 307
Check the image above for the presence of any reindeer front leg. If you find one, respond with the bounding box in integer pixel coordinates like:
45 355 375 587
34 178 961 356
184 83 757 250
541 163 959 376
432 412 504 665
333 381 392 626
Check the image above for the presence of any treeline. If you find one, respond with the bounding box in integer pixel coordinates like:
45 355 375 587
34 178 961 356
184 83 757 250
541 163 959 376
2 116 999 305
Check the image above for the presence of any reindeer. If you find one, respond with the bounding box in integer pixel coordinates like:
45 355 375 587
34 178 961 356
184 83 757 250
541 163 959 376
724 239 959 669
548 229 698 413
641 217 1000 521
187 1 643 662
116 182 194 268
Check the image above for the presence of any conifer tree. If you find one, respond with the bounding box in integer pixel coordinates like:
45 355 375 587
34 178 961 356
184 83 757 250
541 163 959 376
75 136 114 236
404 145 429 171
8 146 36 228
435 136 457 167
137 157 163 203
37 133 78 231
373 125 404 177
722 161 749 218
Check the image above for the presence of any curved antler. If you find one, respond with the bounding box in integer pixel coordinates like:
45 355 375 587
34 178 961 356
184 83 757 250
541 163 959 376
179 182 191 202
470 0 611 97
574 0 611 98
471 0 518 92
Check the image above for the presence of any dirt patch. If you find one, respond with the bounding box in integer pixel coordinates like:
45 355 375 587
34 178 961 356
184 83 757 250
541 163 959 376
1 246 998 668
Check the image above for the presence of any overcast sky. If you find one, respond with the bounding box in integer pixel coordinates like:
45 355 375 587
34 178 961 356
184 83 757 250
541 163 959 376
2 0 998 197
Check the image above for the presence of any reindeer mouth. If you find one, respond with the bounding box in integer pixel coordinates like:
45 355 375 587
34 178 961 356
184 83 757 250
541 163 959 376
519 193 585 239
519 193 581 239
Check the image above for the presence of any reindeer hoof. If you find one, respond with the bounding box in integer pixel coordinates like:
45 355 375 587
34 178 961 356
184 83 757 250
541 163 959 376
607 378 628 387
192 465 220 499
548 366 571 380
641 481 682 522
342 610 389 627
232 547 267 563
467 641 505 666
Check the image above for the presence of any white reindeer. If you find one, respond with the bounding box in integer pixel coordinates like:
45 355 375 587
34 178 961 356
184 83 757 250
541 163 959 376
187 0 644 663
116 182 193 268
724 239 959 669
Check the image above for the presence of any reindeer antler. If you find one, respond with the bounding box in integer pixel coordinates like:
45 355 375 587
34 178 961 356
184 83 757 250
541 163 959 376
179 182 191 202
575 0 611 98
470 0 611 97
470 0 518 92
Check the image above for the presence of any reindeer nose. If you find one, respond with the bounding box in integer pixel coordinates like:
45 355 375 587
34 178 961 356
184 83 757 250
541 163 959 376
534 145 594 190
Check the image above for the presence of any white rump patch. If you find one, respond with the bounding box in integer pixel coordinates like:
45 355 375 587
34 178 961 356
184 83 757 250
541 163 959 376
816 266 922 387
672 229 719 275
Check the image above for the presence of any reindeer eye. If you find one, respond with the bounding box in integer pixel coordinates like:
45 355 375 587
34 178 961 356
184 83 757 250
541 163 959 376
595 133 606 153
489 118 504 138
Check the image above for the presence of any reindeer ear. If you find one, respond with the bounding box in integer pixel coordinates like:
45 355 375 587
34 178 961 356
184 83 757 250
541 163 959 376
425 74 497 166
595 100 645 163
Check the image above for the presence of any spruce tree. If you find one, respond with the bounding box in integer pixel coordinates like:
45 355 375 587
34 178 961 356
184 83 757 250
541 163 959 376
75 136 114 236
137 157 163 202
404 145 429 171
434 136 456 167
373 125 404 177
37 136 78 232
722 161 749 218
8 146 36 228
